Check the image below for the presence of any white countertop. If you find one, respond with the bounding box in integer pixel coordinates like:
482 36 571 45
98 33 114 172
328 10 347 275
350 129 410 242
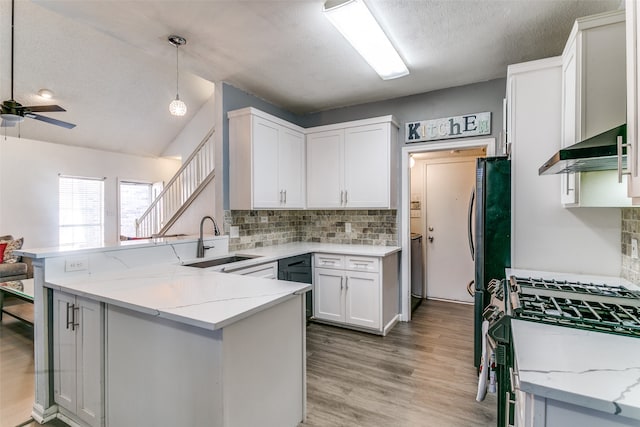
15 234 215 259
506 268 640 291
45 263 310 331
42 242 399 331
511 319 640 421
228 242 400 267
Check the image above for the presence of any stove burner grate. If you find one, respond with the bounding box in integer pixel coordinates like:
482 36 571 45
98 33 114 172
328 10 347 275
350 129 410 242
515 294 640 338
513 276 640 300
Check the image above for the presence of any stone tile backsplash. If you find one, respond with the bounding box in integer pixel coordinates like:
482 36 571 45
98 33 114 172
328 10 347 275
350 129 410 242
621 207 640 284
226 210 398 251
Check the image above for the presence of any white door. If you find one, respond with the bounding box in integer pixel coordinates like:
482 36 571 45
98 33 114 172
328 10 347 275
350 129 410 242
425 160 476 303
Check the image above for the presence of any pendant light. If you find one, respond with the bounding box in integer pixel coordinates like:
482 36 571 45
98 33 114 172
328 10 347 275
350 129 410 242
168 35 187 116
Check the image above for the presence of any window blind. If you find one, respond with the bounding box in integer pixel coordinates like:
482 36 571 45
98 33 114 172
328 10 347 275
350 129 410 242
59 176 105 247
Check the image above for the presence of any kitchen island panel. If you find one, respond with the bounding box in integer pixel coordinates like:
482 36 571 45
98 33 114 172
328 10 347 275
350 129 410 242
106 304 224 427
105 294 305 427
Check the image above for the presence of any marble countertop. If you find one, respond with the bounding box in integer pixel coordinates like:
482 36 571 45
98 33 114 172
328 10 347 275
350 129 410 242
16 234 222 259
511 319 640 421
45 263 310 331
177 242 401 273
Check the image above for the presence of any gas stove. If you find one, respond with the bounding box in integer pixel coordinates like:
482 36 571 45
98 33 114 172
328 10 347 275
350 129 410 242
504 275 640 337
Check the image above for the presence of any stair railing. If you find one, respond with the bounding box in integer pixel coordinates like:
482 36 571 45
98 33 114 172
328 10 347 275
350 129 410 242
136 127 215 237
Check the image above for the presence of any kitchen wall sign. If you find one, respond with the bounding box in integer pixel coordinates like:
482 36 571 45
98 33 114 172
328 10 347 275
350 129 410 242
405 112 491 143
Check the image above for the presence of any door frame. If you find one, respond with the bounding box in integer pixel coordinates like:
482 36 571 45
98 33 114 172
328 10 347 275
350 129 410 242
399 138 495 321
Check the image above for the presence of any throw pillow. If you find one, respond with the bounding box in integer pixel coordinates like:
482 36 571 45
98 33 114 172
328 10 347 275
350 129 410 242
0 243 6 264
1 237 23 264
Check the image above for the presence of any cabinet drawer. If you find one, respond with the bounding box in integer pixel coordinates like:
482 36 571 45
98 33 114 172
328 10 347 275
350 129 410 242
345 256 379 273
227 261 277 279
314 254 344 269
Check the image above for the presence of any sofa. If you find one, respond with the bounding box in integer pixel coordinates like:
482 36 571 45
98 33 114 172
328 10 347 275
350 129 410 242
0 235 31 281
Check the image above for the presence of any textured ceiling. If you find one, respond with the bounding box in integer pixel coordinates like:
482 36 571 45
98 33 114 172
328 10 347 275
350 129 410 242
0 0 622 157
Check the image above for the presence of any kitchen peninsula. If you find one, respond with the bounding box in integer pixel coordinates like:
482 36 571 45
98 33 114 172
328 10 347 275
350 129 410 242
18 235 401 427
18 236 311 427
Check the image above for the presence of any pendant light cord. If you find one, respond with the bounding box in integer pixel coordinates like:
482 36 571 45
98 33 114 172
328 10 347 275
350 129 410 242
175 43 180 99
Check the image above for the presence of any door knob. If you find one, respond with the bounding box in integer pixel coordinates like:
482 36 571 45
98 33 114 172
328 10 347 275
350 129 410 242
428 236 434 242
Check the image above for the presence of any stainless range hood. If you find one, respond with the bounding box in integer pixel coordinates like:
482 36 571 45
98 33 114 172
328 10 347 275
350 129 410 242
538 124 627 175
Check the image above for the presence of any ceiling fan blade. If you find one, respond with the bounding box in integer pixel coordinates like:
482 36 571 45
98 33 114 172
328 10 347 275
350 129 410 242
1 119 17 128
25 113 76 129
24 105 66 113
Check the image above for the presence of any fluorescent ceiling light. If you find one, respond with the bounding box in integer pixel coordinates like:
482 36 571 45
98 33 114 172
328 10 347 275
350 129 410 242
323 0 409 80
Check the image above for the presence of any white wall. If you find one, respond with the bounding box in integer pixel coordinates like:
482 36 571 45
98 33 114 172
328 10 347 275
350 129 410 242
162 92 216 160
0 136 180 249
509 58 621 276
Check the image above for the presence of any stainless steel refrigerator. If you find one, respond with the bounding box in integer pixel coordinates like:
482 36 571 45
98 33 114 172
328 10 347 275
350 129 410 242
473 157 511 369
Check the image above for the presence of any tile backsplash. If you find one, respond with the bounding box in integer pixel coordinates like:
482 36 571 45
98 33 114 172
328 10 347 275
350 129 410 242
621 207 640 284
226 210 398 251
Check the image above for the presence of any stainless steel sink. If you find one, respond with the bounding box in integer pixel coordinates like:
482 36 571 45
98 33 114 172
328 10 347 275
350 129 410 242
184 255 259 269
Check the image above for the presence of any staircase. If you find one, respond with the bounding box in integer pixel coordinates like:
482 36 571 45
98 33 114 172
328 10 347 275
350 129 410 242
136 128 215 237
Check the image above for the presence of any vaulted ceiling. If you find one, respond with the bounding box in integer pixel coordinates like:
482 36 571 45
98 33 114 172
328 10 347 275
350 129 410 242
0 0 622 157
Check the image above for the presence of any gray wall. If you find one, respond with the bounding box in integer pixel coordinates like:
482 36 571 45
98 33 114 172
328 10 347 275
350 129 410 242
299 78 507 144
221 79 507 209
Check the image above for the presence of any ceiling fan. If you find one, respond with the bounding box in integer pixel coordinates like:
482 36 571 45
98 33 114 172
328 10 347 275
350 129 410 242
0 0 76 130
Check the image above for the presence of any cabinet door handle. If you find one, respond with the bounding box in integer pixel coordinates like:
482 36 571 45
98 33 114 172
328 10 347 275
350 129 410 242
284 190 287 204
565 171 574 195
66 302 73 330
618 135 631 183
340 276 344 290
72 305 80 331
344 190 348 204
340 190 344 205
345 276 349 290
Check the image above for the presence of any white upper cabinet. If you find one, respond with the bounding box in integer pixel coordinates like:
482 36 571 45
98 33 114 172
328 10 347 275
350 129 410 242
307 117 398 209
627 1 640 203
229 108 306 209
560 10 627 207
306 130 344 209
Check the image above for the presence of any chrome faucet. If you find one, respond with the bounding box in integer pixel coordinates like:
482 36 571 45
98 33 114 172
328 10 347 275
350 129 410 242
197 215 221 258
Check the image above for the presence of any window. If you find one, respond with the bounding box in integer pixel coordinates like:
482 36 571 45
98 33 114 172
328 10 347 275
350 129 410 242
119 181 156 238
59 176 105 247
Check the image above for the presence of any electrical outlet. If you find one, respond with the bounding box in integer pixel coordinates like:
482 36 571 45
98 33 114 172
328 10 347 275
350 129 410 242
345 222 352 233
230 226 240 238
260 216 268 223
632 239 638 259
65 257 89 272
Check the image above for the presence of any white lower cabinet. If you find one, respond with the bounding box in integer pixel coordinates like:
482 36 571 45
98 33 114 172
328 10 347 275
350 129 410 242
313 253 398 334
53 290 104 427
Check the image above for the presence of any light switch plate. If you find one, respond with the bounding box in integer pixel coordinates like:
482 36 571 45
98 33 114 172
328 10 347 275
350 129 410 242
632 238 638 259
345 223 352 233
260 216 268 223
230 226 239 238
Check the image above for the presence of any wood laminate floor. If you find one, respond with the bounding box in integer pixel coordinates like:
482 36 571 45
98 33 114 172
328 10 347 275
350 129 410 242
1 297 495 427
303 299 497 427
